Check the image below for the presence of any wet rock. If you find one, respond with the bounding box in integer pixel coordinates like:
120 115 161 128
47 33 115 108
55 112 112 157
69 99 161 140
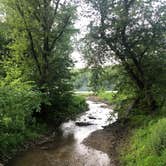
88 116 97 120
37 136 55 145
100 104 108 108
40 146 49 150
75 122 94 126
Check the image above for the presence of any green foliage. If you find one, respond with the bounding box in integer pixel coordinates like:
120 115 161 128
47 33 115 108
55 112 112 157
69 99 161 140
150 119 166 155
98 90 135 118
72 67 115 92
84 0 166 111
98 91 115 104
45 95 88 126
68 95 88 117
1 0 77 105
72 69 91 91
0 0 88 163
121 118 166 166
0 79 42 160
89 66 104 93
0 60 87 162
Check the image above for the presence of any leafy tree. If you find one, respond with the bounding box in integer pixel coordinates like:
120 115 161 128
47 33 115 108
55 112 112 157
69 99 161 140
0 1 89 161
90 65 104 93
0 0 78 114
1 0 76 91
84 0 166 111
72 69 91 91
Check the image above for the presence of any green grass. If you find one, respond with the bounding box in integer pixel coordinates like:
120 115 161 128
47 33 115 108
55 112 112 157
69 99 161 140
121 118 166 166
98 91 128 104
74 91 93 97
98 91 115 103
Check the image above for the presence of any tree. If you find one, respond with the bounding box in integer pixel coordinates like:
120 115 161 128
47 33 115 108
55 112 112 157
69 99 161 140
84 0 166 111
0 22 11 77
2 0 76 90
0 0 78 112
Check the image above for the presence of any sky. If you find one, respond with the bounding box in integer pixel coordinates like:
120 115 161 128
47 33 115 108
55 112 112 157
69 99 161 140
71 1 92 69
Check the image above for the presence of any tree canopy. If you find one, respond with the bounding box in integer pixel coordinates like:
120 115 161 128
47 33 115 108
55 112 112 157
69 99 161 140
83 0 166 111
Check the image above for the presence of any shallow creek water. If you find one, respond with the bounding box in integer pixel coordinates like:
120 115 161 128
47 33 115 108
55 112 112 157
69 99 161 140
8 100 117 166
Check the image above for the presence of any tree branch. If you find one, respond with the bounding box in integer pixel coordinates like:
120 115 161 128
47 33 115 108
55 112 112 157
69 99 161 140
15 0 42 76
50 15 71 51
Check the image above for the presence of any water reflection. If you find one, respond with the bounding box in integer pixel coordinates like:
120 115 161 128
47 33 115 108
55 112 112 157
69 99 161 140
8 101 117 166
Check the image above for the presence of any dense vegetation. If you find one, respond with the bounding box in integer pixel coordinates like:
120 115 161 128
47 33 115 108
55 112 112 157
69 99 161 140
0 0 165 165
72 68 115 92
96 91 166 166
83 0 166 111
121 118 166 166
0 0 87 163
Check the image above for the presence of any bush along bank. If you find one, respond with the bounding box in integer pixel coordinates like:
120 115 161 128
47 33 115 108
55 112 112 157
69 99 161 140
0 82 88 165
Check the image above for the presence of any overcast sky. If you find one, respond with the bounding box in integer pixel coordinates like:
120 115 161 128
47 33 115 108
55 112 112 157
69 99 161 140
71 1 92 69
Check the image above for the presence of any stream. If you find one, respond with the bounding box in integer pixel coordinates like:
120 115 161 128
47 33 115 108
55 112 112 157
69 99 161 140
8 100 117 166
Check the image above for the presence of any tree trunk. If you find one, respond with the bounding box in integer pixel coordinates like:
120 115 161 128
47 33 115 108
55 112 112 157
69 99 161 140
145 87 157 111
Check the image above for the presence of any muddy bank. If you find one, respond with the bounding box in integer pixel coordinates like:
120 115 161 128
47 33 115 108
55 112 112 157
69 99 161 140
83 120 130 166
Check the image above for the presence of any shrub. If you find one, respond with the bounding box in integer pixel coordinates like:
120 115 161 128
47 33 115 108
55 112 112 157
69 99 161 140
44 95 88 126
69 95 88 114
150 118 166 155
0 80 42 160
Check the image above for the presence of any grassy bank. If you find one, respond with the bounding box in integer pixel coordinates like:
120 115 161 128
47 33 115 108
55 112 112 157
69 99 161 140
98 91 127 104
97 91 166 166
120 113 166 166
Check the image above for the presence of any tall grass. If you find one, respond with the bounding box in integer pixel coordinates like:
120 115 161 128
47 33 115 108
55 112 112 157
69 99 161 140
121 118 166 166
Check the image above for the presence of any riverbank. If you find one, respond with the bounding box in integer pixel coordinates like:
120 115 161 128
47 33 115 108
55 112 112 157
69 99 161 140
0 95 88 166
83 119 130 166
84 93 166 166
3 93 166 166
78 94 128 165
